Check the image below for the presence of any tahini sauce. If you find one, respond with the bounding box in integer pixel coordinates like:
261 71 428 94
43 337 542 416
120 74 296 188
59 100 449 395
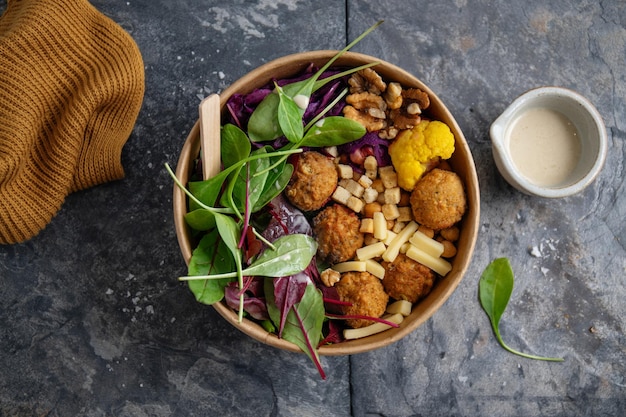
508 108 581 187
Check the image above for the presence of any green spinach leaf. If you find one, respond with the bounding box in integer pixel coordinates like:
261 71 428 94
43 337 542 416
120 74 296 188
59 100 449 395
247 20 383 143
300 116 366 148
184 208 216 231
187 230 235 304
275 83 305 143
479 258 564 362
221 124 251 168
244 234 317 278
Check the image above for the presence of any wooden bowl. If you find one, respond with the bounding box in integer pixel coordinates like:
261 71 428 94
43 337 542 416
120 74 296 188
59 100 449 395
173 51 480 356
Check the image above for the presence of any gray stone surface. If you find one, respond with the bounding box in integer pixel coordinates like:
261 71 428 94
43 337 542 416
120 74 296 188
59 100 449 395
0 0 624 416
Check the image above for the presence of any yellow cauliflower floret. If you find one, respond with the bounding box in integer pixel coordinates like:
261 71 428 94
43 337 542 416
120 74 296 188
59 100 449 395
388 120 455 191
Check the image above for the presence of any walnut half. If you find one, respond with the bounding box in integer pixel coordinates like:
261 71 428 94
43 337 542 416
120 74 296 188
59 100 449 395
320 268 341 287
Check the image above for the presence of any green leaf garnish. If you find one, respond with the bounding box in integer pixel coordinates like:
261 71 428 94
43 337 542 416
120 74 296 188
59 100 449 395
479 258 564 362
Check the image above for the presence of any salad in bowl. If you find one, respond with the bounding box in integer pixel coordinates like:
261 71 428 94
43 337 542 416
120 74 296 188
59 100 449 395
170 23 479 379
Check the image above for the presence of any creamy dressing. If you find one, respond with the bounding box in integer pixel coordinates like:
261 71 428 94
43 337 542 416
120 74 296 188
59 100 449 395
508 108 581 187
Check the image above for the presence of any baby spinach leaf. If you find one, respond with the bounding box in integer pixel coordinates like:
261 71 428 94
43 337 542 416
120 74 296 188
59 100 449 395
187 230 235 304
479 258 564 362
300 116 366 148
223 146 270 213
253 162 293 211
244 234 317 278
275 83 304 143
184 208 216 231
247 20 383 143
214 211 246 320
247 92 282 143
188 169 230 210
221 124 251 168
179 234 317 281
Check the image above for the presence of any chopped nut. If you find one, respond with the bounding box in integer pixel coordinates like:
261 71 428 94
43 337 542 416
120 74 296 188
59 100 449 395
389 108 421 130
406 102 421 115
367 107 386 119
346 92 387 112
378 126 399 140
384 82 403 110
343 105 387 132
403 88 430 110
348 68 387 95
320 268 341 287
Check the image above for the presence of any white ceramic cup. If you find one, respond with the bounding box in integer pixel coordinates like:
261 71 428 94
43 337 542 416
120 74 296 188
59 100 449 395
490 87 607 198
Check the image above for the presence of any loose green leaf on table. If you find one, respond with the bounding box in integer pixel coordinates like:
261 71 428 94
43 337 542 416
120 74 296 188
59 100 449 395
478 257 564 362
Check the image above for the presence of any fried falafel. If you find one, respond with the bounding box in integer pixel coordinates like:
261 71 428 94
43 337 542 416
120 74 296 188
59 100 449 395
313 204 364 264
410 168 466 230
335 271 389 328
285 151 338 211
382 253 435 303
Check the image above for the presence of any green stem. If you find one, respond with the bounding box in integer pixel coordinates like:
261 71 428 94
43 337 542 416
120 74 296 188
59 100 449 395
494 326 564 362
165 163 233 214
179 272 238 281
312 62 380 92
303 88 349 132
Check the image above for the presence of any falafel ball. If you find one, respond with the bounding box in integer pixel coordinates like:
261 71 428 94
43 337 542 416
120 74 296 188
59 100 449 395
285 151 338 211
410 168 466 230
335 271 389 328
313 204 364 264
382 253 435 303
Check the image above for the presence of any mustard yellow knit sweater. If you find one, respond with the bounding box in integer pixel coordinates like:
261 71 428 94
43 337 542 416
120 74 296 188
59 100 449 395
0 0 145 244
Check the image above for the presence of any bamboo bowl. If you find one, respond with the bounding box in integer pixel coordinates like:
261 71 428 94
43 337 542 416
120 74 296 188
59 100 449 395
173 51 480 356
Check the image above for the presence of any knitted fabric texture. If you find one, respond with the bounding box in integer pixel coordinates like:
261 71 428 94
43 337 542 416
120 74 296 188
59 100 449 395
0 0 145 244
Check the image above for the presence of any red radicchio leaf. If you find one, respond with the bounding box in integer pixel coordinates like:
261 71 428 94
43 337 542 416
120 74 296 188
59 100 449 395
319 320 344 346
273 271 310 337
224 279 269 321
